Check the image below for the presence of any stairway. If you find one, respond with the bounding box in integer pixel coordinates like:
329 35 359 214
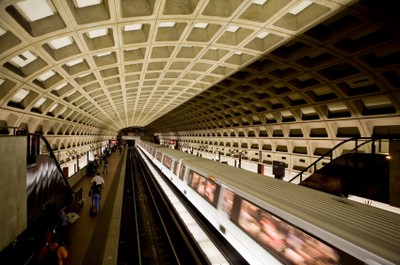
299 153 390 203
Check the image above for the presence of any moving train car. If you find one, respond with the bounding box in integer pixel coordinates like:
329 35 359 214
138 140 400 265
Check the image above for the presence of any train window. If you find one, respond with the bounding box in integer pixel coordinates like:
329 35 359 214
179 164 186 180
204 181 217 204
188 170 220 207
173 161 179 176
222 189 234 216
156 151 162 161
162 155 172 170
233 197 343 265
149 147 155 156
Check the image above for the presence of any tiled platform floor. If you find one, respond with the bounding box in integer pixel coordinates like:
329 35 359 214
65 148 125 265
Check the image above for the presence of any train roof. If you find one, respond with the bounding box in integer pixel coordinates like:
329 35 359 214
140 141 166 149
140 141 205 161
182 157 400 264
155 146 198 160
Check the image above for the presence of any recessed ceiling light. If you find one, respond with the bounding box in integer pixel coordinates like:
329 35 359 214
97 52 111 57
37 70 55 81
34 97 46 108
194 23 208 29
159 22 176 28
12 88 29 103
362 95 391 107
289 1 313 15
252 0 267 5
59 107 67 114
49 103 58 112
227 26 240 32
125 47 139 52
327 102 347 111
74 0 102 8
16 0 54 22
256 32 270 39
48 36 73 50
124 24 142 31
87 28 108 39
79 73 90 78
10 51 37 67
65 91 75 97
53 82 67 91
66 58 83 67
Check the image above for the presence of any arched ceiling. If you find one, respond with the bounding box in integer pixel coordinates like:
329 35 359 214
0 0 399 137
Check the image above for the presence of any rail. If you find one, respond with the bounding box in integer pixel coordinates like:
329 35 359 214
288 136 398 183
0 126 79 208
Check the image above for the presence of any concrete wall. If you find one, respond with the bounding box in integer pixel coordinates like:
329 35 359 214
0 136 27 252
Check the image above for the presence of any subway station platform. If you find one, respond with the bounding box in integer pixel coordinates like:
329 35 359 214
65 147 126 265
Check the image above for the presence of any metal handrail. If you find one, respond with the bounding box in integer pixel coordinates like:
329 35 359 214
2 128 77 201
32 133 74 191
288 136 397 183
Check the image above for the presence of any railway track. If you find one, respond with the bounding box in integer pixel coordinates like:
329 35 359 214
118 147 207 265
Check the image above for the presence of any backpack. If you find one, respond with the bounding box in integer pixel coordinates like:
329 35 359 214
91 184 102 195
42 245 60 265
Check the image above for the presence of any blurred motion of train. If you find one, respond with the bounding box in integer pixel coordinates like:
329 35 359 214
138 140 400 265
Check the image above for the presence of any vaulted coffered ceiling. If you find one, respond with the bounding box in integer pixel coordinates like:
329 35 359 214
0 0 399 137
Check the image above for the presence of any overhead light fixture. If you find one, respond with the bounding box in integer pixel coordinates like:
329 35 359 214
16 0 55 22
125 47 139 51
159 22 176 28
74 0 102 8
48 36 73 50
87 28 108 39
256 32 270 39
12 88 29 103
97 52 111 57
66 58 83 67
53 82 67 91
59 107 67 115
252 0 267 5
289 0 313 15
33 97 46 108
79 73 90 78
227 26 240 32
65 90 75 97
124 24 142 31
49 103 58 112
37 70 56 81
235 51 243 55
194 23 208 29
10 51 37 67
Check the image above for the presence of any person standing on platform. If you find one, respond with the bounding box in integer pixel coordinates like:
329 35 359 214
102 156 109 174
89 174 105 214
38 231 68 265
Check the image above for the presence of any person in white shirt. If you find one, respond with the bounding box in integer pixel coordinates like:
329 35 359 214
89 174 105 214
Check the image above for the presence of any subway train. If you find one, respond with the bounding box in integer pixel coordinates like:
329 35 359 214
137 140 400 265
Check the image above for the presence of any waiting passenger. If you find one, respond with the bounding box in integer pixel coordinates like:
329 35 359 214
38 231 68 265
89 174 105 215
102 156 109 174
